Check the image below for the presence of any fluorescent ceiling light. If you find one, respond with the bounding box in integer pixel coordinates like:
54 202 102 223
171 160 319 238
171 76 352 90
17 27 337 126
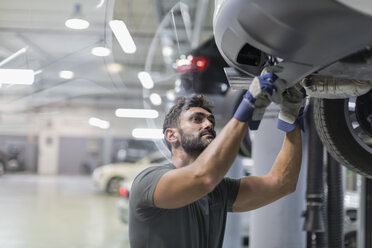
96 0 105 8
0 47 27 67
109 20 136 54
162 46 173 57
138 71 154 89
0 69 34 85
115 109 159 119
91 46 111 57
166 89 176 101
150 93 162 106
105 63 123 74
132 128 164 139
34 70 42 76
65 18 90 30
65 4 89 30
89 117 110 129
59 70 74 80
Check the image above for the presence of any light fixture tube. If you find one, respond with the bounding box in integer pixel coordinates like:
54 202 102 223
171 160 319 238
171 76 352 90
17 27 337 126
59 70 74 80
65 4 90 30
91 47 111 57
34 70 43 76
65 18 90 30
132 128 164 139
96 0 105 8
138 71 154 89
0 47 27 67
0 69 34 85
115 109 159 119
150 93 162 106
89 117 110 129
109 20 136 54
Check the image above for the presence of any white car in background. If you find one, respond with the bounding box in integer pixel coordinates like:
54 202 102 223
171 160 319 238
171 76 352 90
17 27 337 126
92 152 168 194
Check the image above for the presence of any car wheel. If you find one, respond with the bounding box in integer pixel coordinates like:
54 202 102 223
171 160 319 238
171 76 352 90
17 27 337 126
344 231 357 248
313 90 372 177
0 161 4 176
106 177 124 195
7 159 19 172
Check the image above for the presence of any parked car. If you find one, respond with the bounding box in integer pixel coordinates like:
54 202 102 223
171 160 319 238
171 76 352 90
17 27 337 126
117 182 131 224
0 150 9 176
92 152 168 194
213 0 372 177
6 146 23 172
0 160 4 176
344 190 359 248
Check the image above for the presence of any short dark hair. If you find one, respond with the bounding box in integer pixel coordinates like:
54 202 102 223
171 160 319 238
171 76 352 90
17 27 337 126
163 94 213 150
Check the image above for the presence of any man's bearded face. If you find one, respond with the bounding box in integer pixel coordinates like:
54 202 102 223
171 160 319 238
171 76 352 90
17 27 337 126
178 127 216 156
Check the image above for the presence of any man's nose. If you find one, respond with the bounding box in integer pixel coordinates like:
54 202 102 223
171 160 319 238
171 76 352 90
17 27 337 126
203 119 214 130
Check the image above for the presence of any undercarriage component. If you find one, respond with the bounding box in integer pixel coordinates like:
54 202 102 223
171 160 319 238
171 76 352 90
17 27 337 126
301 75 372 99
225 66 372 100
224 67 254 90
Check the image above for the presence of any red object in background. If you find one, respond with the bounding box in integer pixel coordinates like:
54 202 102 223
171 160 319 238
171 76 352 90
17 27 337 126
120 187 130 198
176 56 210 73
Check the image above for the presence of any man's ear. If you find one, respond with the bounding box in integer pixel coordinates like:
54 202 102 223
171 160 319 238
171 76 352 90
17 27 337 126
164 128 179 145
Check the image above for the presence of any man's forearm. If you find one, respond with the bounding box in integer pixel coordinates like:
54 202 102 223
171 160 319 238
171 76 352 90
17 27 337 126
193 118 248 188
193 71 278 189
270 125 302 194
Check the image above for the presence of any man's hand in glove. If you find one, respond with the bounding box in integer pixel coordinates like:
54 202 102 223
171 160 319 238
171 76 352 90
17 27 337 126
277 84 306 132
234 72 280 130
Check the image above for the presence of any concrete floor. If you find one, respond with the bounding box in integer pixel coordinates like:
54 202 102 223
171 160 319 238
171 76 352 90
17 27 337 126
0 174 129 248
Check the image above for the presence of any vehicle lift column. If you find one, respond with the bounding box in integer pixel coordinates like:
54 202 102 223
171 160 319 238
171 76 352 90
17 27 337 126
249 104 307 247
359 177 372 247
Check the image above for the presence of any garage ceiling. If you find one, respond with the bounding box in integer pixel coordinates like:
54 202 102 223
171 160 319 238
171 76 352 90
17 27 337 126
0 0 215 137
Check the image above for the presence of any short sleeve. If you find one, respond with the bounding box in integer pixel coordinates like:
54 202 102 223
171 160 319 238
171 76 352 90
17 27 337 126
129 164 174 221
211 177 241 212
224 177 241 212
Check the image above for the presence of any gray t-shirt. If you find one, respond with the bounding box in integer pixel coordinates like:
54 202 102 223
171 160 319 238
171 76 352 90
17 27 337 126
129 163 241 248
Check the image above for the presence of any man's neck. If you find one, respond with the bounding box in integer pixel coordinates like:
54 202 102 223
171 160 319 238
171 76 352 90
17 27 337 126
171 149 198 168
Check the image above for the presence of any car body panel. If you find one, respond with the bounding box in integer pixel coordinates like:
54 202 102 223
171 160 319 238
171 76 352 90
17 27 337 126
213 0 372 176
214 0 372 86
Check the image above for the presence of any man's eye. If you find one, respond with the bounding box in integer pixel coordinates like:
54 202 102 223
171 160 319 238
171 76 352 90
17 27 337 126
192 117 202 122
208 118 215 126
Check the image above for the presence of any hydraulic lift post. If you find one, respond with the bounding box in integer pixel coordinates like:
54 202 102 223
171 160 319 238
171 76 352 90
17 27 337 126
359 177 372 247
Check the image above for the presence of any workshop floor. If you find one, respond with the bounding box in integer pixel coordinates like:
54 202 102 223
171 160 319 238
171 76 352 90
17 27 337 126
0 174 129 248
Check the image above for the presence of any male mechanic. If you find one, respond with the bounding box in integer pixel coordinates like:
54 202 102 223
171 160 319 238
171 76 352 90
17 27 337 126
129 70 305 248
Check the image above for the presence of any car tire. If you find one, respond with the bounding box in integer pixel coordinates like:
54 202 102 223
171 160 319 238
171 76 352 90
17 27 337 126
106 177 124 195
7 159 19 172
0 161 4 176
344 231 357 248
313 94 372 177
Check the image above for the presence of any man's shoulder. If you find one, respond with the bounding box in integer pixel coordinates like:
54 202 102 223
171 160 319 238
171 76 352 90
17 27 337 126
140 163 175 174
130 163 175 210
133 163 175 184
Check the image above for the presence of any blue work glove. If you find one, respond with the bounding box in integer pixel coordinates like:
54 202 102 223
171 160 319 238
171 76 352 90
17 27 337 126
234 72 278 130
277 84 306 132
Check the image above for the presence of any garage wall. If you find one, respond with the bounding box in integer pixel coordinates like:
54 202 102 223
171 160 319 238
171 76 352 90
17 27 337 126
0 134 160 175
58 138 158 175
58 137 104 175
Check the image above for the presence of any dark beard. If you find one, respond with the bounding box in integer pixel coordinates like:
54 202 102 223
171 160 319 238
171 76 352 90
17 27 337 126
178 128 215 157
